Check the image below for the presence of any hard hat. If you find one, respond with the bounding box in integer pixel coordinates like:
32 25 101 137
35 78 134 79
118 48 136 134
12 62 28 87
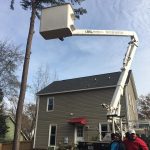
129 129 136 134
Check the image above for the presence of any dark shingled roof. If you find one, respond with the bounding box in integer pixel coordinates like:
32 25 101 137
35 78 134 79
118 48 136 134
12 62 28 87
37 71 131 95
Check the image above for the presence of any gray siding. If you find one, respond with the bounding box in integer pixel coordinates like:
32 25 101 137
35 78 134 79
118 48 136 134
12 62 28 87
35 88 116 149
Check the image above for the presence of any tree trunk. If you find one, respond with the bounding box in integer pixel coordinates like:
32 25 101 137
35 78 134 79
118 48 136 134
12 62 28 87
12 3 36 150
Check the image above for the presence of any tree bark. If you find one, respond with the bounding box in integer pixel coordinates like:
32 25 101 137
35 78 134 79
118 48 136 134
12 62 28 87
12 3 36 150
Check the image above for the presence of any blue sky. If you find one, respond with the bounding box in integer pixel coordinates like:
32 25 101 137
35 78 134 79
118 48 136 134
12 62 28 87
0 0 150 102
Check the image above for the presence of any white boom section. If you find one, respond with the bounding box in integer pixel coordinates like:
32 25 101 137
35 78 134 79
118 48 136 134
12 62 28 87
108 39 138 116
72 29 137 39
72 29 138 117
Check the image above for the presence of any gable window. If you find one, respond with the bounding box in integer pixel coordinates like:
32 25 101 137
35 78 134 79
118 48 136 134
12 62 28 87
48 125 57 147
47 97 54 111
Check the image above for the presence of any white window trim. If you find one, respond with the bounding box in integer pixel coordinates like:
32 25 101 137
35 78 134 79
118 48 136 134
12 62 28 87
47 97 54 112
74 125 84 144
99 123 102 141
99 122 110 141
48 124 57 148
74 126 77 144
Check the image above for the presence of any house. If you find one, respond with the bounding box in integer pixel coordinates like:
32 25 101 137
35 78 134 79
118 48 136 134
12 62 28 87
0 116 28 142
33 70 138 149
136 120 150 136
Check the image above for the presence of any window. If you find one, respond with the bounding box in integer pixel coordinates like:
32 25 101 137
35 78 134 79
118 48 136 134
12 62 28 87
47 97 54 111
49 125 57 146
99 123 111 140
101 124 108 138
77 126 84 137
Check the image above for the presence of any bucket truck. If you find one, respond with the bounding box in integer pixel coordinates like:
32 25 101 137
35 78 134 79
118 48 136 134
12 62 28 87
40 3 139 139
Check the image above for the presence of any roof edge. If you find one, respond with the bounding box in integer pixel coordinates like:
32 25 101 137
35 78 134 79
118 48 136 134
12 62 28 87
37 71 121 95
37 85 117 96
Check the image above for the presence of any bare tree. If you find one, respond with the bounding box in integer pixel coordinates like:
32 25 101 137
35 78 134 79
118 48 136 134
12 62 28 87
8 95 18 118
7 96 36 139
29 65 58 139
0 41 23 99
0 89 9 142
31 65 58 97
0 41 22 137
137 93 150 119
21 102 36 139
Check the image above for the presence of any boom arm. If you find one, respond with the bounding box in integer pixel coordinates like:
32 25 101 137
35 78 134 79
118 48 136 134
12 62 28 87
72 29 138 108
108 36 138 116
72 29 138 39
72 29 139 119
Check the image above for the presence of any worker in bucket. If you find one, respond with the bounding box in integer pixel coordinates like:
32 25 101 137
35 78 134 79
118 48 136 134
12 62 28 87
109 133 125 150
123 129 149 150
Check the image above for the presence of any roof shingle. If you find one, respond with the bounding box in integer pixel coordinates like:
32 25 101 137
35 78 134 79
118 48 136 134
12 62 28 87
37 71 130 95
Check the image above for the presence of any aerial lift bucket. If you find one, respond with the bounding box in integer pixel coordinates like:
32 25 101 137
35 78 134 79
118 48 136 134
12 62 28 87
40 4 75 40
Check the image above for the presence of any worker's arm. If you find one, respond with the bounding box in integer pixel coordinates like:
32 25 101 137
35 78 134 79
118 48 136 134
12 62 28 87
138 138 149 150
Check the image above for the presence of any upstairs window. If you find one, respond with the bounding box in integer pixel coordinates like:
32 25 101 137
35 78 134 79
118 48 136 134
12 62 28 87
47 97 54 111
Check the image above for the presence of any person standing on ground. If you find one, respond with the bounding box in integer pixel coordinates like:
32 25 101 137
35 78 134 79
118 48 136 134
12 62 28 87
109 133 126 150
123 129 149 150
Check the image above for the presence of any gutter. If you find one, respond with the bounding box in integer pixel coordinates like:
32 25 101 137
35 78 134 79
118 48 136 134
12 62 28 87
36 85 117 96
